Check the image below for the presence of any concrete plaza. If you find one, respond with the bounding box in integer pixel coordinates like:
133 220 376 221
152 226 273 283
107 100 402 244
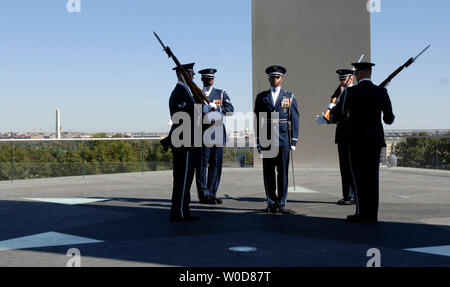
0 167 449 267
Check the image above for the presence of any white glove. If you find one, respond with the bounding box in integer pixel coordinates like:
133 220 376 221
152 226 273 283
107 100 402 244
291 146 296 151
327 103 336 110
209 102 217 111
315 113 327 126
167 119 173 127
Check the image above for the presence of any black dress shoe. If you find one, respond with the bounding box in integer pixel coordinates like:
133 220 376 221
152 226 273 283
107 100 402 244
346 214 377 223
337 198 354 205
214 197 223 204
199 196 216 205
261 205 278 213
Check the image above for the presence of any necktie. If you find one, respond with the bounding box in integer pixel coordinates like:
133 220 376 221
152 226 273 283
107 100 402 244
272 88 278 104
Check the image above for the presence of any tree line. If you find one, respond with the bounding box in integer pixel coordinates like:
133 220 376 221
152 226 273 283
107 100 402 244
0 134 253 181
3 131 446 181
394 132 450 170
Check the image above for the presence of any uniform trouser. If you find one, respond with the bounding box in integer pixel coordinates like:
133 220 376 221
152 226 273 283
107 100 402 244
195 146 208 200
349 144 381 220
337 142 355 200
196 146 224 198
262 147 290 207
170 147 198 218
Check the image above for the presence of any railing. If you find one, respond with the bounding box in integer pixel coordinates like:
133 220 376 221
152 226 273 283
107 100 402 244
2 130 448 182
383 130 450 171
0 137 254 183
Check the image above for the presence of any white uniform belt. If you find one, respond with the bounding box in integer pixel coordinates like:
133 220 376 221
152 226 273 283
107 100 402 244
269 119 289 123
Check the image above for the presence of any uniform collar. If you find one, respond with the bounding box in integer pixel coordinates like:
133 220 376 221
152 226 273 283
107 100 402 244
177 81 188 88
359 78 372 83
203 86 213 93
271 86 281 93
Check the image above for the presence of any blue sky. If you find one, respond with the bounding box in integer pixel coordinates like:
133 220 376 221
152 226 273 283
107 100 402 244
0 0 448 133
370 0 450 130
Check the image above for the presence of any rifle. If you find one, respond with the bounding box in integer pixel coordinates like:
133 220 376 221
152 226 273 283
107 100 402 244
379 44 431 88
154 32 210 151
323 54 364 121
153 31 210 105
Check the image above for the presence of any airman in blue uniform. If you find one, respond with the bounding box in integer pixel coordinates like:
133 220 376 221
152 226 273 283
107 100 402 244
332 62 395 223
316 69 356 205
196 68 234 204
168 63 211 222
254 65 300 213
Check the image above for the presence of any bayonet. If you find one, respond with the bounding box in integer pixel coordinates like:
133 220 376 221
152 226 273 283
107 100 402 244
380 44 431 87
412 44 431 63
357 54 365 64
153 31 209 104
153 31 174 58
153 31 165 50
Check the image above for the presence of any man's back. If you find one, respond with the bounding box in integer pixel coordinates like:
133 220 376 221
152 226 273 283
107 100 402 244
169 84 194 117
345 80 395 147
168 83 197 147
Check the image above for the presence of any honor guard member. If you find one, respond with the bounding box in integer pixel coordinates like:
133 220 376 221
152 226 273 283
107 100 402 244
333 62 395 223
318 69 356 205
168 63 210 222
195 68 234 205
254 65 300 213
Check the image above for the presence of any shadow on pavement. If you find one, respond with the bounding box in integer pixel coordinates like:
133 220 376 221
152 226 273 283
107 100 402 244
1 197 449 266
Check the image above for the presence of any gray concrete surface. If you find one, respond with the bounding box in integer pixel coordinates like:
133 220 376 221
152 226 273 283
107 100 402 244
0 167 449 267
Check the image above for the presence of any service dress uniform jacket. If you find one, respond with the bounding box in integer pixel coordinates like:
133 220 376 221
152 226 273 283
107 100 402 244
196 88 234 200
168 82 202 219
254 88 299 208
